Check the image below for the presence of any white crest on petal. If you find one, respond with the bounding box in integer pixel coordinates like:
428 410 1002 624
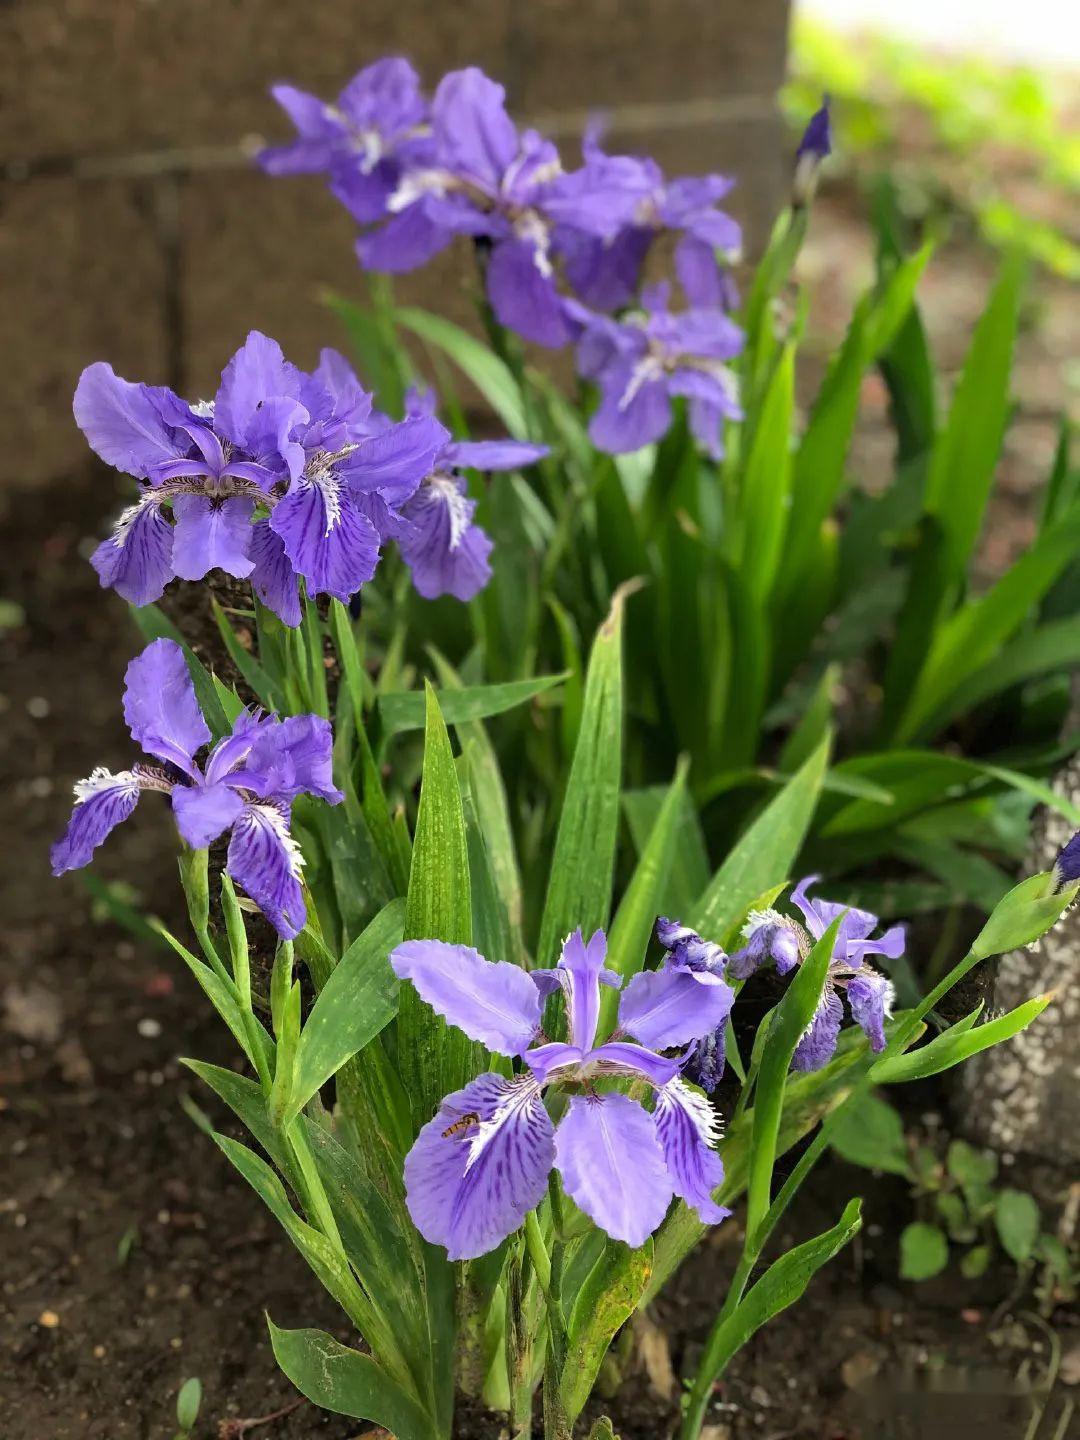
742 907 785 940
656 1076 723 1145
388 168 453 212
74 767 141 803
303 462 344 536
618 355 665 412
189 399 216 420
426 473 471 551
514 210 554 277
462 1078 544 1177
249 802 305 879
110 493 162 551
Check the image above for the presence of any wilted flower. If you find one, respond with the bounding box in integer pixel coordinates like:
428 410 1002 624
51 639 341 937
390 927 734 1258
727 877 905 1072
655 918 733 1092
574 283 744 457
76 332 449 624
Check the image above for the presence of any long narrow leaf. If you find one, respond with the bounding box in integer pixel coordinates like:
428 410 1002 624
399 685 477 1126
536 588 627 969
286 899 405 1122
691 735 830 938
379 673 565 737
599 760 689 1037
395 307 527 435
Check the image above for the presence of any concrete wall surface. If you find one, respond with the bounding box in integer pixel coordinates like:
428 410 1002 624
2 0 792 491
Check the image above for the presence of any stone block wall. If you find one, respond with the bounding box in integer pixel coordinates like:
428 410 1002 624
2 0 791 491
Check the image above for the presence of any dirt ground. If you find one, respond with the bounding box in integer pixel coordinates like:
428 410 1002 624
3 186 1079 1439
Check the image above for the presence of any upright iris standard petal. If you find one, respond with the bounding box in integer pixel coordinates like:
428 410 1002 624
618 966 734 1050
791 989 844 1072
269 471 381 602
247 715 343 804
91 497 176 607
50 769 142 874
654 1078 730 1224
390 940 542 1055
554 929 619 1051
214 331 302 447
846 923 907 968
170 496 256 581
845 973 894 1053
121 638 209 776
555 1094 673 1248
73 364 185 479
171 781 245 849
226 802 306 940
404 1074 555 1261
430 67 518 192
248 520 302 627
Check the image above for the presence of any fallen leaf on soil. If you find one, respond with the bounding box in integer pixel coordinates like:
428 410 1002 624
56 1036 93 1085
841 1350 882 1389
4 983 62 1045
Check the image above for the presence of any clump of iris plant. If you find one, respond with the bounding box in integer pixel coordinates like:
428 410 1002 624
390 927 736 1258
76 334 547 620
51 638 341 937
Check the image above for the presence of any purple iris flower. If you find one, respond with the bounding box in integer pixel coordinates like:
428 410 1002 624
390 927 735 1258
354 68 645 348
76 333 449 625
392 389 549 602
50 639 342 938
793 98 832 206
561 125 742 311
258 58 432 226
727 877 906 1072
574 283 744 457
654 919 733 1093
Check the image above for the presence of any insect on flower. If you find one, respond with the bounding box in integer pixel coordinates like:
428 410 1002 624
441 1112 481 1139
390 927 737 1259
